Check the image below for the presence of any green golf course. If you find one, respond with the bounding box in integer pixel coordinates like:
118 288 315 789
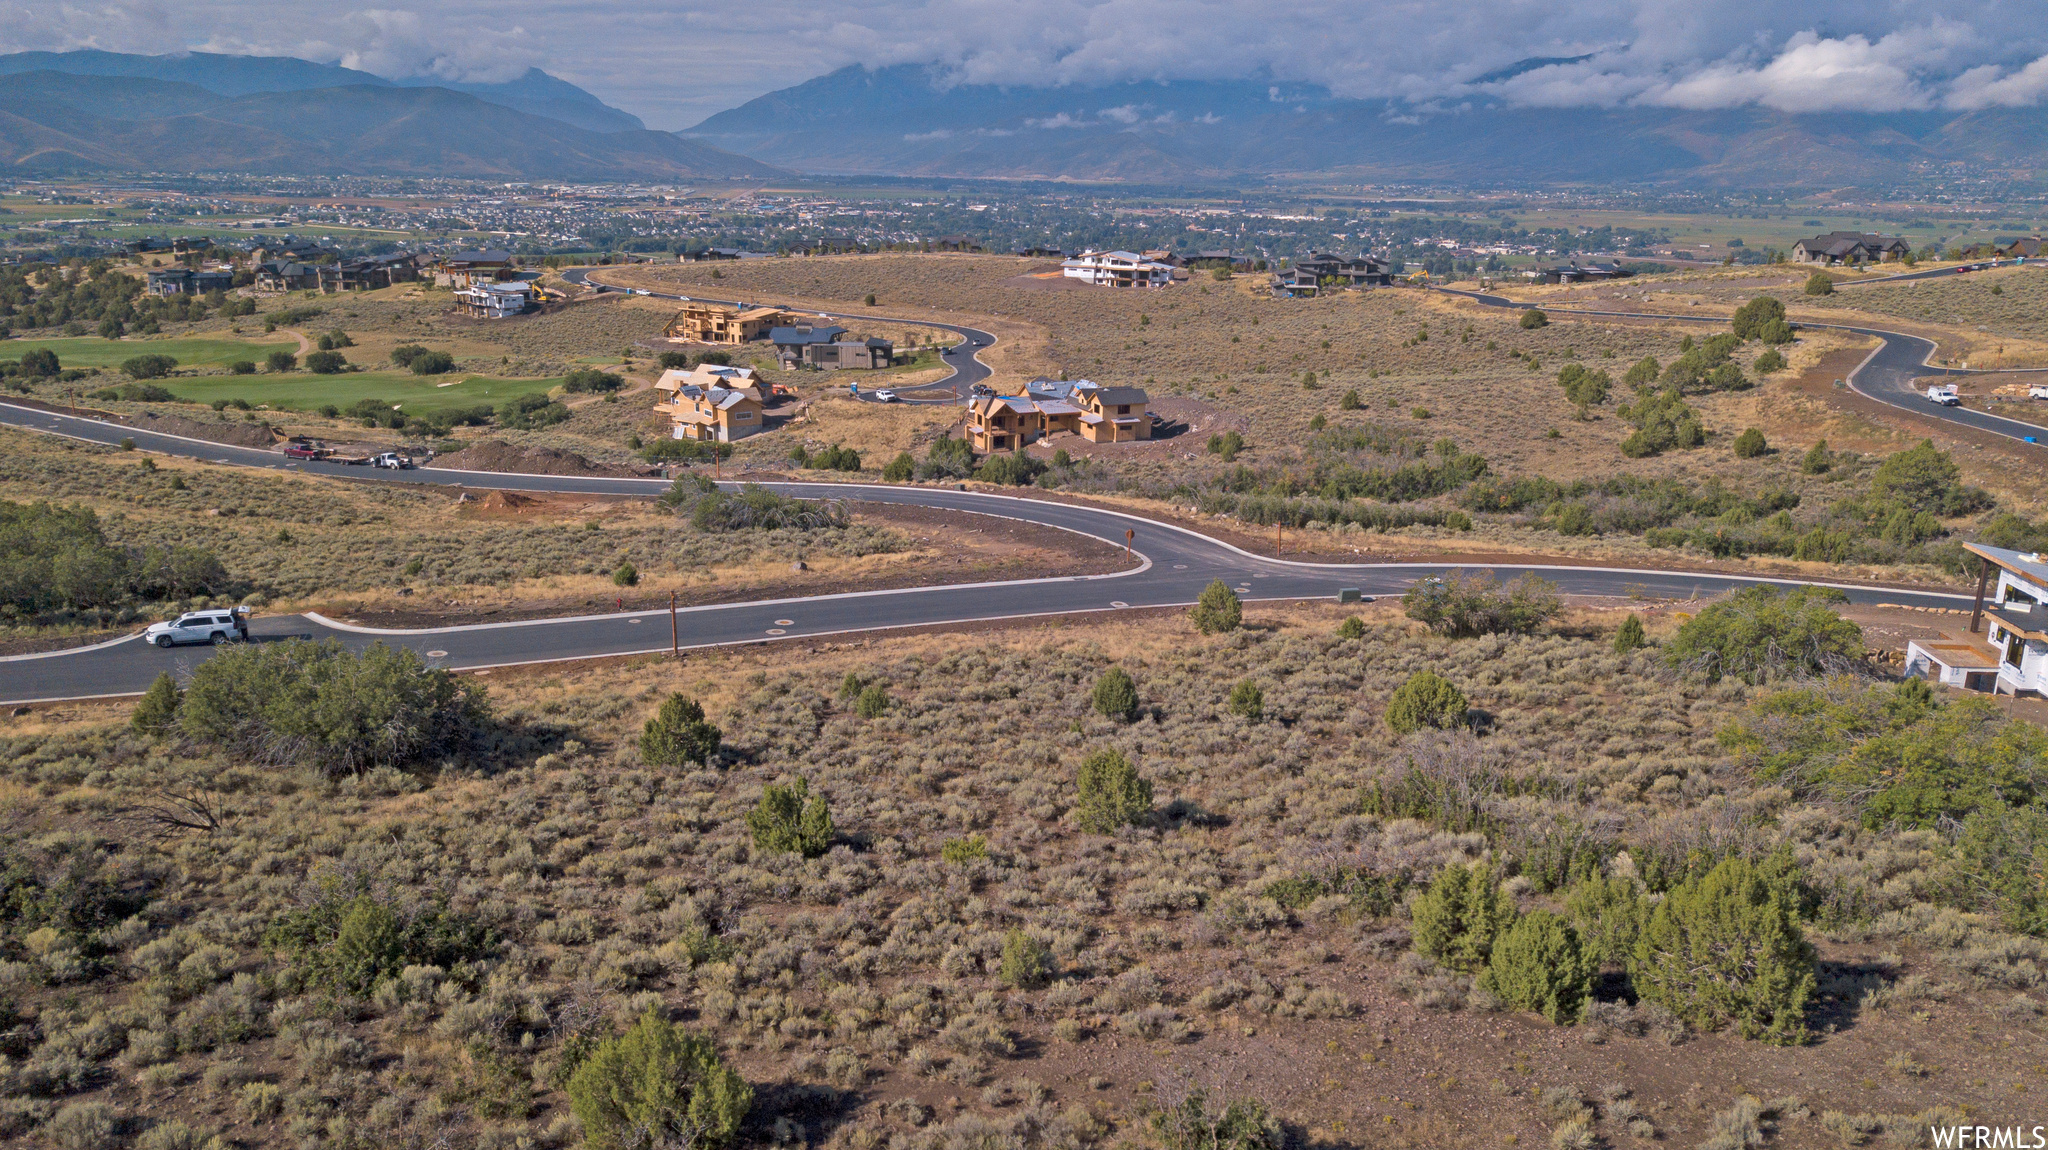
4 334 299 370
164 369 565 416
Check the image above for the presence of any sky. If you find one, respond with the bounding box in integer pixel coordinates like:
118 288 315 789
4 0 2048 129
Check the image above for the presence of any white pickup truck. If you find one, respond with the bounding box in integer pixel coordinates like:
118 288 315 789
2029 385 2048 401
1927 384 1961 406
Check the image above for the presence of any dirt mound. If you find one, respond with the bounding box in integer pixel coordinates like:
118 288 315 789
427 438 654 479
120 408 279 449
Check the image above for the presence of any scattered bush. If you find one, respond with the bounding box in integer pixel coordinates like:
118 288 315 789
1564 875 1649 965
177 639 489 774
1733 428 1768 458
1731 296 1787 340
1402 570 1561 637
408 350 456 375
998 929 1053 989
227 359 256 375
1336 616 1365 639
1519 309 1549 329
1385 670 1469 735
264 888 492 995
566 1011 752 1150
1075 747 1151 833
131 672 182 736
640 694 722 767
1804 272 1835 295
809 444 861 472
1339 388 1363 410
497 392 570 429
1411 860 1516 973
1618 388 1704 457
882 451 915 481
121 354 177 379
265 350 296 373
563 368 625 393
855 684 891 718
976 452 1045 486
1191 580 1243 634
940 834 989 864
746 778 835 858
612 562 638 586
1152 1089 1283 1150
1092 667 1140 721
1227 679 1264 721
1753 348 1786 374
1801 440 1831 474
1611 614 1646 654
1629 857 1815 1044
1664 585 1862 683
1481 910 1596 1024
303 350 347 374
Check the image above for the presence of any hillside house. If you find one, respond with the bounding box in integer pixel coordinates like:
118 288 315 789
1270 267 1321 298
1185 250 1249 270
654 365 766 442
1292 253 1389 286
967 379 1150 452
145 267 234 296
1791 232 1910 265
456 281 534 319
680 248 743 262
433 249 514 288
2002 237 2044 259
1014 246 1066 258
669 302 793 344
1906 543 2048 694
1061 250 1175 289
1532 260 1633 284
771 324 893 369
254 260 320 292
935 235 983 252
320 253 419 293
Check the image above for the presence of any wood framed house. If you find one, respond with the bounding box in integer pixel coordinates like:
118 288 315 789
654 365 766 442
1790 232 1909 266
668 302 792 344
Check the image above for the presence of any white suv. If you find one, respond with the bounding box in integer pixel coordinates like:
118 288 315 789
143 608 249 648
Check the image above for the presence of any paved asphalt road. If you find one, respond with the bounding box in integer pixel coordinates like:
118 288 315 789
562 267 994 404
1 278 2011 704
1435 278 2048 445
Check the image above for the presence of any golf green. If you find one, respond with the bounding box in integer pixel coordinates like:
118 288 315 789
3 335 298 370
163 370 566 416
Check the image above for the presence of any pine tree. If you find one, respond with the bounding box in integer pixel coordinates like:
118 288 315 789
1612 615 1647 654
1191 580 1243 634
1075 747 1151 832
1628 857 1815 1043
640 694 722 766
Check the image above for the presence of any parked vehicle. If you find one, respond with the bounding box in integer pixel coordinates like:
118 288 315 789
2029 385 2048 401
371 452 412 469
144 606 250 648
1927 384 1961 406
873 389 899 403
282 444 326 460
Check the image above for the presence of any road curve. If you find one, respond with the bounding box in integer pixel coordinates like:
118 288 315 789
563 266 993 405
0 395 1974 705
1432 283 2048 445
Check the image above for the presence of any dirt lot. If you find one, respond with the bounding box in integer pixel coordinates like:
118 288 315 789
334 497 1131 627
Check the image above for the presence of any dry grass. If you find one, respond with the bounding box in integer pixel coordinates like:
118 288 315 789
2 601 2046 1150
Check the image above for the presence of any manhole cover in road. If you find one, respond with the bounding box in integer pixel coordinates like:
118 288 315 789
1111 601 1129 608
629 618 642 624
774 619 795 626
1173 564 1188 569
425 650 448 658
765 628 787 635
1253 573 1268 578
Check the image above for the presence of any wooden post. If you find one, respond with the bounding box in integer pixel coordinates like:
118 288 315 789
1124 529 1133 562
670 590 679 659
1971 557 1992 634
1276 522 1282 553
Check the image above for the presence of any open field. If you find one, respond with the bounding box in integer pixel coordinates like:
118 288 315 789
165 369 566 416
2 599 2046 1149
3 334 299 370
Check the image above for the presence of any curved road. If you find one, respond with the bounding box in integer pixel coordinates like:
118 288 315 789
0 389 1975 704
563 267 992 405
1434 279 2048 445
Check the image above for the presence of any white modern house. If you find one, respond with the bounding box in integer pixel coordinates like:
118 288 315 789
455 281 534 319
1906 542 2048 694
1060 250 1176 289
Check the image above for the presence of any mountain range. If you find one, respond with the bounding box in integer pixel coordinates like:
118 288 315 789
687 64 2048 187
0 52 779 180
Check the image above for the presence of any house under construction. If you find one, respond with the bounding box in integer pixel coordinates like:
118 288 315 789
666 301 796 345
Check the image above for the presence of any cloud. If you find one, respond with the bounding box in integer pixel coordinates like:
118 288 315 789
2 1 2046 129
1946 55 2048 109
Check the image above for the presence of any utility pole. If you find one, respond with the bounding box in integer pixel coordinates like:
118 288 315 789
670 590 679 659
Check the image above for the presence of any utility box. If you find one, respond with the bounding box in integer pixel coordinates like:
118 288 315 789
1337 588 1363 603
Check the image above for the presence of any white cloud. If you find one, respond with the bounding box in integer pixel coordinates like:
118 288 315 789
1946 55 2048 109
1097 103 1142 123
1 1 2045 128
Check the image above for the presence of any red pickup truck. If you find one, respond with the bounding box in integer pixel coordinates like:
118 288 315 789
283 444 326 460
